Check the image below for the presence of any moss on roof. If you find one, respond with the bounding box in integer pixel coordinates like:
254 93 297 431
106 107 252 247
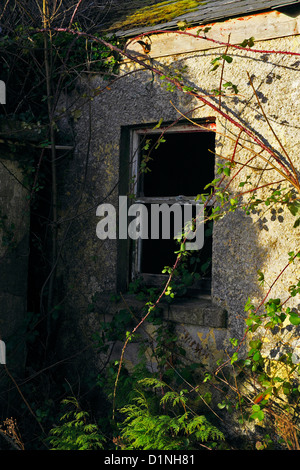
107 0 206 32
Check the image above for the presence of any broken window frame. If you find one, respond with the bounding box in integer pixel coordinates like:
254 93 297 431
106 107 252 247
127 120 216 296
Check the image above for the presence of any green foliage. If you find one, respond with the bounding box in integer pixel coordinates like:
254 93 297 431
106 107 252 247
239 37 255 48
118 378 224 450
214 273 300 448
1 10 299 451
210 53 233 72
0 27 122 120
159 64 192 92
188 151 300 449
48 397 105 450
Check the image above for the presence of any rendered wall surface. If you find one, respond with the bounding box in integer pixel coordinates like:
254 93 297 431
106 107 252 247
57 11 300 373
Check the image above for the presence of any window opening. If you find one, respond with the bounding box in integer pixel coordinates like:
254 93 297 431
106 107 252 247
129 122 215 296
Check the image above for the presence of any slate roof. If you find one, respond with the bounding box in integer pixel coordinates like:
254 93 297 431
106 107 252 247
107 0 300 37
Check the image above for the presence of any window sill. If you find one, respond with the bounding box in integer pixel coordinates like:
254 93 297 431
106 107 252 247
110 294 227 329
161 297 227 328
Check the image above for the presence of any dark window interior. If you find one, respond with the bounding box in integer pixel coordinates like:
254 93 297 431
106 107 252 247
141 131 215 197
140 203 211 275
135 129 215 294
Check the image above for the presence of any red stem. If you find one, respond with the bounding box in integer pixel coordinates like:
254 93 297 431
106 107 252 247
37 25 300 393
126 29 300 58
40 27 298 187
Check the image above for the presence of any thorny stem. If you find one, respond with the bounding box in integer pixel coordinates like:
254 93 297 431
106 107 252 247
126 28 300 58
218 34 231 109
36 26 300 413
69 0 83 28
172 105 285 190
215 249 300 375
43 27 300 191
112 253 182 418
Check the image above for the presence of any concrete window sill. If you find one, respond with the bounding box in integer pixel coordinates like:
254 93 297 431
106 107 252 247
119 294 227 329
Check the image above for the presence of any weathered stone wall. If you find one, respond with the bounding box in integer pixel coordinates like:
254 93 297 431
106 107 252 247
57 22 300 375
0 154 29 376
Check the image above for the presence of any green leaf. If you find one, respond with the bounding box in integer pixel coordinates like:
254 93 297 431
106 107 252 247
239 37 255 48
250 404 264 421
153 118 163 130
217 402 226 410
289 315 300 326
253 351 261 362
255 410 264 421
229 337 238 347
222 54 233 63
288 200 300 216
249 339 262 350
293 217 300 228
223 81 239 94
231 352 238 364
282 382 291 395
244 298 254 312
257 270 264 285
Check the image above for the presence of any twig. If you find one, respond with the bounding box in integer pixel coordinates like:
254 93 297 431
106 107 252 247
247 71 298 183
218 34 231 109
4 365 46 437
69 0 84 28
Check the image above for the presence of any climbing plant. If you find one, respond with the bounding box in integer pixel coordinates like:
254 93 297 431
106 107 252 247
0 0 299 451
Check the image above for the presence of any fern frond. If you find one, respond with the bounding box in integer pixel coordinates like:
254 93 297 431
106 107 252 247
138 377 166 389
118 377 225 450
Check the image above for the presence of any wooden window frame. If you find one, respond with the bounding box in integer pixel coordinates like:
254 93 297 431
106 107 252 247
117 119 216 296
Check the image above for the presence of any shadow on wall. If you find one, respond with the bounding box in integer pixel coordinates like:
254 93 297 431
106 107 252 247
212 209 268 338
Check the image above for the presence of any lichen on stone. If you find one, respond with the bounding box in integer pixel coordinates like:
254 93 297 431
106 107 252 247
110 0 205 31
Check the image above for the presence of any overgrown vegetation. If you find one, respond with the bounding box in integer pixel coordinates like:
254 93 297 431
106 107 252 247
47 397 106 450
118 378 224 450
0 0 299 452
